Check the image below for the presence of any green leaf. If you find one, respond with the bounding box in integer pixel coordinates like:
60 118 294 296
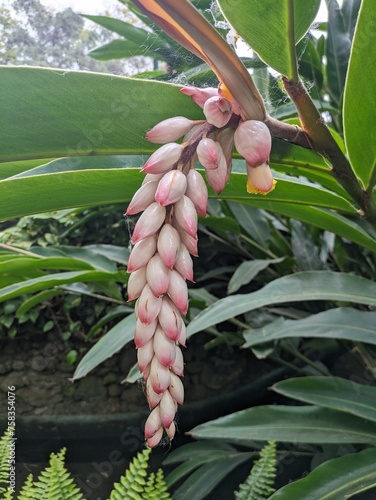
217 0 320 77
343 0 376 189
227 258 284 294
190 405 376 445
269 447 376 499
273 376 376 423
326 0 352 105
88 39 155 61
0 159 52 180
72 314 136 380
0 270 125 303
16 289 62 317
187 272 376 336
0 66 202 162
242 308 376 348
227 202 270 248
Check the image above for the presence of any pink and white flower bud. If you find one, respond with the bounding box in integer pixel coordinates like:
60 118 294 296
142 363 151 381
150 356 171 394
158 298 182 341
155 170 187 206
142 173 164 185
174 196 197 238
203 96 232 128
153 326 176 368
218 83 242 116
126 181 158 215
185 169 208 217
178 320 187 347
234 120 271 166
172 346 184 376
157 224 181 269
173 223 198 257
144 406 162 439
137 338 154 373
131 203 166 244
127 235 157 273
197 138 221 170
205 148 228 194
127 266 147 301
168 270 188 315
146 377 162 409
165 421 176 440
137 284 163 324
142 143 183 174
134 318 157 349
174 243 194 282
246 162 276 195
169 372 184 405
146 254 170 296
147 426 164 448
146 116 194 144
159 390 177 428
180 86 218 108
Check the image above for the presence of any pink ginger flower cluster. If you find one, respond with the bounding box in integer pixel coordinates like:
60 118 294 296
127 83 275 447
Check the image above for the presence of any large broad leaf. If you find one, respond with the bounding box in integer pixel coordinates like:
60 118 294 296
273 376 376 423
88 39 157 60
72 313 136 380
270 447 376 499
0 159 52 180
217 0 320 77
189 405 376 445
242 308 376 347
0 66 202 163
343 0 376 189
187 272 376 335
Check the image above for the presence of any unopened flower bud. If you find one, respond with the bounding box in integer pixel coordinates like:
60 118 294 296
126 181 158 215
138 284 163 324
142 143 183 174
197 138 221 170
146 254 170 296
180 86 218 108
158 298 182 341
205 148 228 194
234 120 271 166
172 222 198 256
155 170 187 206
157 224 181 269
142 173 164 185
203 96 232 128
147 426 164 448
185 169 208 217
146 116 194 144
169 372 184 405
146 377 162 409
159 390 177 428
165 421 176 440
246 162 276 195
178 320 187 347
134 318 157 348
153 326 176 368
128 235 157 273
131 202 166 244
144 406 162 439
127 266 147 301
137 338 154 373
218 83 242 116
218 127 235 183
174 243 194 282
168 270 188 315
174 196 197 238
150 356 171 394
172 346 184 376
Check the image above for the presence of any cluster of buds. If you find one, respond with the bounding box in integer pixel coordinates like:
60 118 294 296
126 83 275 447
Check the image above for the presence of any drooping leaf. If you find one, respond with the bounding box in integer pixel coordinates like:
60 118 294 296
242 308 376 348
227 202 271 248
217 0 321 77
270 447 376 499
72 314 136 380
273 376 376 423
190 405 376 445
187 273 376 336
343 0 376 189
227 258 284 294
88 39 156 60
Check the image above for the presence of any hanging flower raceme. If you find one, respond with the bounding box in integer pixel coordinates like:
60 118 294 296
126 82 276 448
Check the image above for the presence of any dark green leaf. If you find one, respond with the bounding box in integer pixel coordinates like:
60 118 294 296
228 258 284 294
228 202 270 248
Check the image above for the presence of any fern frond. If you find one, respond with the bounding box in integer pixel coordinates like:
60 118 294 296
2 487 14 500
18 474 39 500
0 429 12 495
108 447 151 500
235 441 277 500
32 448 84 500
143 469 171 499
